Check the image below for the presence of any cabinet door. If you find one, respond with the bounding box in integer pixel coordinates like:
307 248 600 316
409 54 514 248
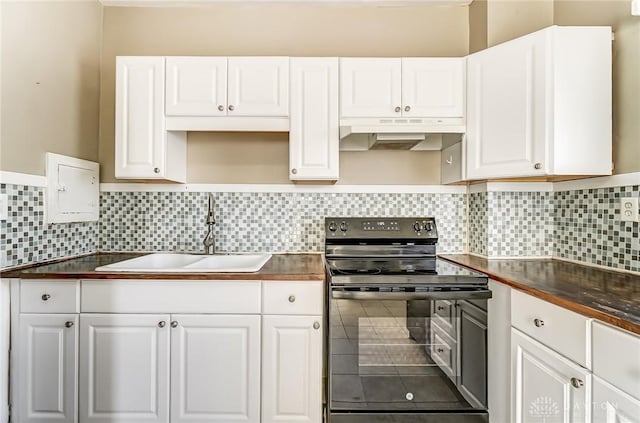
289 58 339 181
340 58 402 118
511 328 590 423
466 31 548 179
592 376 640 423
115 56 166 179
79 314 170 423
262 315 323 423
165 57 227 116
401 58 465 117
18 314 78 423
170 314 260 423
227 57 289 116
457 300 487 408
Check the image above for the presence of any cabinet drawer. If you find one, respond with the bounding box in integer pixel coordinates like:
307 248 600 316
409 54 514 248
592 321 640 399
262 281 323 315
430 320 456 379
511 289 590 368
432 299 456 338
81 280 261 314
20 280 80 313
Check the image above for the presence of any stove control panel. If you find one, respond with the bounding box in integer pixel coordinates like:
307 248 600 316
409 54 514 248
325 217 438 240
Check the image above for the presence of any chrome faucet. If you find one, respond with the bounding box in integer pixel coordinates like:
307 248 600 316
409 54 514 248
203 193 215 254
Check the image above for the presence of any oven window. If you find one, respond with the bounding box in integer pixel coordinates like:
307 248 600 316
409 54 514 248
329 298 487 412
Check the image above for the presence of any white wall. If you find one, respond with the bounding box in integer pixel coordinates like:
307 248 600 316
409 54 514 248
0 279 9 423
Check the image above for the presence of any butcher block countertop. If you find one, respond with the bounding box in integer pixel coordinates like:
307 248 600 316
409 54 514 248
440 254 640 335
1 253 326 281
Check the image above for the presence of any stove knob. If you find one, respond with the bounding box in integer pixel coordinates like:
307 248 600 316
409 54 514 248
340 221 349 232
328 221 338 232
424 221 434 233
413 222 422 232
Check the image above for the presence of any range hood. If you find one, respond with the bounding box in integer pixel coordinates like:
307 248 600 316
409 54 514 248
339 117 465 151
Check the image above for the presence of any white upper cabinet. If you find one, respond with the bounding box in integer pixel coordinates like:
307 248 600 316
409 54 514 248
466 26 612 180
401 58 465 118
115 56 186 182
340 58 402 118
227 57 289 117
339 57 465 119
165 57 227 116
289 57 339 181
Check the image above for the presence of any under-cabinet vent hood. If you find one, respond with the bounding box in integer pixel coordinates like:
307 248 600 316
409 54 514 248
339 117 465 151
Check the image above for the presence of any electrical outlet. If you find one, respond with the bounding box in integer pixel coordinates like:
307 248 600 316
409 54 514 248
620 197 639 222
0 194 7 221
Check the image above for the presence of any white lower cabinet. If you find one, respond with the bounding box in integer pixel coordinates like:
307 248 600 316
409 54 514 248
79 314 171 423
511 328 590 423
262 315 323 423
170 315 260 423
18 314 78 423
592 376 640 423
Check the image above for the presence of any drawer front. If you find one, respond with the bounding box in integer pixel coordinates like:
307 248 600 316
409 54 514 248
511 289 590 368
432 299 456 338
20 280 80 313
430 321 456 379
592 321 640 399
262 281 323 315
81 280 261 314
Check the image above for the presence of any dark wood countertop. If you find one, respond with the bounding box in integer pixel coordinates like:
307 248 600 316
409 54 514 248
440 254 640 335
1 253 326 281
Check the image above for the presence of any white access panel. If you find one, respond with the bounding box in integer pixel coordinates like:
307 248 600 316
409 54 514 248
45 153 99 224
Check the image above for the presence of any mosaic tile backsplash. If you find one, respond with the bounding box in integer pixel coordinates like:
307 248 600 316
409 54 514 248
554 186 639 273
0 184 98 269
99 191 468 254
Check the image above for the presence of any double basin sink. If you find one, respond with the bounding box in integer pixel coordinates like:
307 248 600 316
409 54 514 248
95 253 272 273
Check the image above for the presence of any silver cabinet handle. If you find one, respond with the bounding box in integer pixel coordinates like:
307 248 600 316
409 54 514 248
158 321 166 328
228 105 234 111
291 168 297 175
154 167 160 174
571 377 584 388
394 106 401 113
41 294 51 301
170 321 178 328
288 295 296 303
218 105 224 111
534 318 544 327
313 321 320 330
437 306 445 311
404 106 411 112
534 163 542 170
65 321 74 328
437 348 444 353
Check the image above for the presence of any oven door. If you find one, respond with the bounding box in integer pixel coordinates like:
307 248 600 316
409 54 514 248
328 288 490 422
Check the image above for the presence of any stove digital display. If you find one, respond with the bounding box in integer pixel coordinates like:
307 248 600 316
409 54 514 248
362 220 400 231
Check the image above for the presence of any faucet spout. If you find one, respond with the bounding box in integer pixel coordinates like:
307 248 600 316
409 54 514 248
203 193 215 254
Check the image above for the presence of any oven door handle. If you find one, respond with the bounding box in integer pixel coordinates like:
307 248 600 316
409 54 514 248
331 289 492 301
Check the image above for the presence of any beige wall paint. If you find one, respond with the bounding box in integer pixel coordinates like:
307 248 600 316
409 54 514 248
487 0 554 46
99 4 469 184
0 0 102 176
469 0 488 53
554 0 640 174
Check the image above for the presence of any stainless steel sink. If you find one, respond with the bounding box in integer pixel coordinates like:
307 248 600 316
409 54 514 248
95 253 272 273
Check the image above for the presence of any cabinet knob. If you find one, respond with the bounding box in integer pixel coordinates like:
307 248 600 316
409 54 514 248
158 321 166 328
218 105 224 112
437 347 445 353
570 377 584 388
533 318 544 327
404 106 411 112
291 168 297 175
288 295 296 303
154 167 160 174
437 305 445 311
313 321 320 330
228 105 235 111
41 294 51 301
170 321 178 328
394 106 401 113
65 321 74 328
534 163 542 170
